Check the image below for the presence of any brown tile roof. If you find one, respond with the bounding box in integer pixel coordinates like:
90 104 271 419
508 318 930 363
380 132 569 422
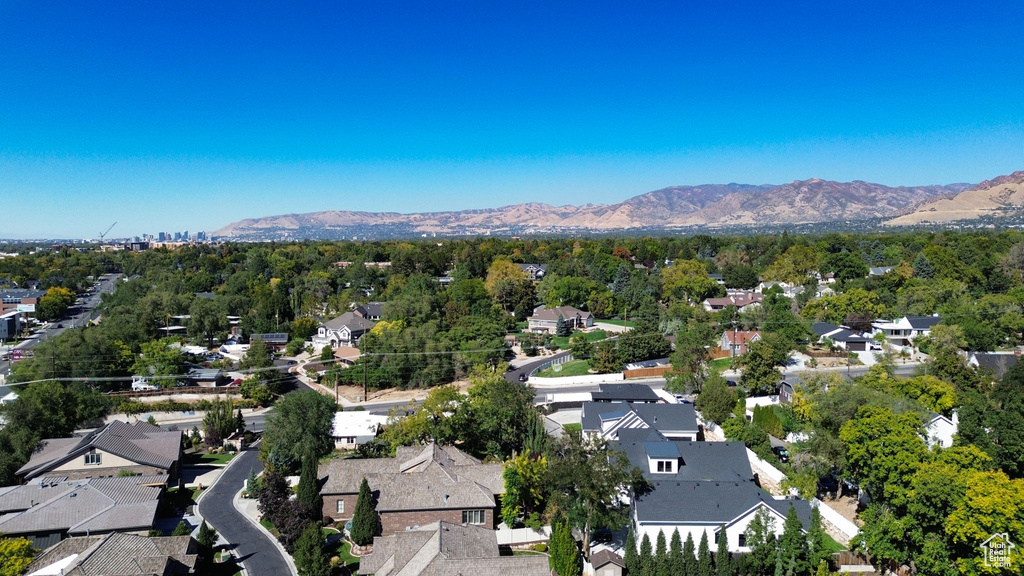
25 533 197 576
17 420 182 480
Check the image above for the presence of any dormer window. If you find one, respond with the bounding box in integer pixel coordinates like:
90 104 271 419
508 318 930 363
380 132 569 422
655 460 674 473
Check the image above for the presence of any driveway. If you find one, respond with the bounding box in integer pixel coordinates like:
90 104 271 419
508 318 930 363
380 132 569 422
197 448 294 576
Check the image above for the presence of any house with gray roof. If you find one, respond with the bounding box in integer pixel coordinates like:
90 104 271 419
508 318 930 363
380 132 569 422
358 521 550 576
968 351 1021 380
527 305 593 333
518 263 547 281
812 322 870 352
591 383 661 403
582 402 699 442
0 474 167 549
16 420 183 485
311 311 377 350
354 302 385 321
318 443 504 535
616 429 812 553
24 532 198 576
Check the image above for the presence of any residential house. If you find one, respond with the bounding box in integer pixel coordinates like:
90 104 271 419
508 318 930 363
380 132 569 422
924 412 959 449
518 263 547 281
872 315 942 349
0 288 45 316
618 429 812 553
330 412 389 449
250 333 289 351
311 311 377 350
582 402 699 442
354 302 385 321
755 281 803 299
527 305 593 333
719 330 761 357
708 273 725 286
811 322 870 352
868 266 895 276
187 368 225 388
24 533 198 576
16 420 183 485
0 474 168 549
318 443 504 535
358 521 549 576
591 383 661 403
968 351 1021 380
702 292 763 312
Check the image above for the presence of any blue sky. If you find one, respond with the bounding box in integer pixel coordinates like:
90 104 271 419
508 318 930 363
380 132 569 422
1 1 1022 238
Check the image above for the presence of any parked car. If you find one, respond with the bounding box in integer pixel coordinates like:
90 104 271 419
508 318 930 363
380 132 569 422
818 474 839 497
772 446 790 463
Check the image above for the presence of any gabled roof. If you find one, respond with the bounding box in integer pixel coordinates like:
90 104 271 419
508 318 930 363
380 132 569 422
704 293 763 308
971 352 1020 379
358 521 549 576
905 315 941 330
25 532 197 576
354 302 385 318
322 311 377 333
0 475 167 538
634 479 812 529
17 421 181 480
528 305 592 321
581 402 698 436
721 330 761 344
811 322 842 337
616 432 753 482
591 383 660 402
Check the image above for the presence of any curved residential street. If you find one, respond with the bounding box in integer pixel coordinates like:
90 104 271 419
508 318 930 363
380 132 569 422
198 448 294 576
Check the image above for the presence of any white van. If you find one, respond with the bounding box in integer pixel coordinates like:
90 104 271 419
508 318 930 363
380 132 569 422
131 376 158 392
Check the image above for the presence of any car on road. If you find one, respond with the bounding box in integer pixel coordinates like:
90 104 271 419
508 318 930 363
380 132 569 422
55 323 64 328
518 373 528 382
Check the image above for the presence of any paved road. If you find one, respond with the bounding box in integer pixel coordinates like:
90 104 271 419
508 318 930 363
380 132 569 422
198 448 293 576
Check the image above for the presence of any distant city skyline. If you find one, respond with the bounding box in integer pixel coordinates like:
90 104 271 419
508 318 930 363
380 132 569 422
2 1 1022 239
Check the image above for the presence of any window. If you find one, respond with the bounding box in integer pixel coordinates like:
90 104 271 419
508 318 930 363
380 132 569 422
738 533 746 547
84 450 101 465
336 500 345 514
656 460 673 473
462 510 485 525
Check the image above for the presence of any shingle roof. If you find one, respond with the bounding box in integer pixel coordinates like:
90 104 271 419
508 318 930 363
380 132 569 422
581 402 698 435
905 315 942 330
358 521 549 576
322 311 377 333
355 302 385 318
633 479 812 528
319 444 503 511
529 305 592 322
616 431 753 482
25 533 197 576
972 352 1020 379
591 383 660 402
0 289 45 299
0 475 166 538
17 421 181 480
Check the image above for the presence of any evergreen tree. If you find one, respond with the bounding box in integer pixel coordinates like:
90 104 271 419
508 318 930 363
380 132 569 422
698 531 714 576
806 507 832 571
624 529 639 576
296 453 322 520
668 529 685 576
683 532 698 576
197 519 218 563
171 520 191 536
556 314 571 337
912 253 934 279
639 533 654 576
349 478 380 546
778 506 808 576
655 530 670 576
293 522 331 576
716 526 733 576
245 467 261 496
235 409 245 433
747 508 778 576
549 519 581 576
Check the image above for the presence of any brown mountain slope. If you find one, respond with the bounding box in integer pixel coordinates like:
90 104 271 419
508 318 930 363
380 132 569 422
213 178 974 238
886 171 1024 225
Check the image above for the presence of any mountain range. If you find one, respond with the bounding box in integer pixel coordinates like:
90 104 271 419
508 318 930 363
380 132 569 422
212 176 1007 240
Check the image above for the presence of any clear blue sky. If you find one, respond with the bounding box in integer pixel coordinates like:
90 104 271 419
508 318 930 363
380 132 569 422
2 1 1022 238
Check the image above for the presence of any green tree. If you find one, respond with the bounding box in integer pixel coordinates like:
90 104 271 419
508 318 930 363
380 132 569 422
262 391 336 470
653 530 670 576
624 529 640 576
172 520 192 536
466 367 539 459
546 431 648 559
682 533 698 576
319 345 334 361
202 399 236 448
746 507 777 576
293 522 331 576
350 478 380 546
696 372 736 425
639 533 654 576
589 340 623 374
296 453 323 520
188 297 228 345
716 525 732 576
777 506 808 576
36 286 75 321
662 259 721 303
131 339 187 385
738 339 785 396
241 337 275 384
697 531 714 576
839 406 928 507
0 536 37 576
549 518 581 576
569 332 594 359
555 315 570 337
668 529 685 576
197 520 218 559
912 253 934 279
502 451 548 526
806 507 832 572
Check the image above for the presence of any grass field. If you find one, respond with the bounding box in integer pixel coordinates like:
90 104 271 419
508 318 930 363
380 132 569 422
709 357 733 373
597 319 635 327
534 359 592 378
551 329 607 349
186 451 238 465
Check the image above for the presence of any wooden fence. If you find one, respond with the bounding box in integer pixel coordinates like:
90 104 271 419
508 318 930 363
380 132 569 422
623 366 673 379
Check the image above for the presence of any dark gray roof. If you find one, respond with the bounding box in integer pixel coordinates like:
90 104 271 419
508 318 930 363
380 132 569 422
187 368 222 381
616 431 753 482
906 315 942 330
972 352 1020 379
0 289 45 299
194 291 216 300
250 333 289 344
17 421 181 479
355 302 385 318
581 402 698 435
644 442 681 458
592 383 661 402
634 479 812 529
811 322 842 337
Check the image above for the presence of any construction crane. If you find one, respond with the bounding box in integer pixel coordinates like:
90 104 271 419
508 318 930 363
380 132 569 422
99 222 117 242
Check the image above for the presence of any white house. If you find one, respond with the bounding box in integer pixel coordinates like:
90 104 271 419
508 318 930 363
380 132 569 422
582 402 699 442
311 312 377 350
331 412 389 449
871 315 941 349
618 430 812 553
924 412 959 449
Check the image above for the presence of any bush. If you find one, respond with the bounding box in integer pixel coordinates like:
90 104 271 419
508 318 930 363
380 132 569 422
533 543 548 552
752 405 784 438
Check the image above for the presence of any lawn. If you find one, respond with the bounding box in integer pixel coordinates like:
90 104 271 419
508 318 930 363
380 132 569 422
335 540 360 566
551 329 607 350
597 318 635 327
823 533 846 552
534 359 593 378
709 357 733 373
